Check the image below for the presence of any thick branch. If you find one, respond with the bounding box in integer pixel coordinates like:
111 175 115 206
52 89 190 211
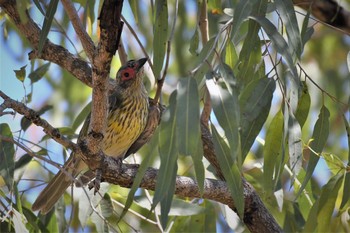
293 0 350 34
87 0 124 156
61 0 96 61
0 0 93 87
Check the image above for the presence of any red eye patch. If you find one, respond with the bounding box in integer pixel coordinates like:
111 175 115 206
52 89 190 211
121 68 136 81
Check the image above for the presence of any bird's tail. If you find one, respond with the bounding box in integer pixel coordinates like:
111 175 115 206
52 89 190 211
32 157 84 214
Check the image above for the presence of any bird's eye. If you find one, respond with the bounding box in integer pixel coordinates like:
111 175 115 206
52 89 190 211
124 72 129 77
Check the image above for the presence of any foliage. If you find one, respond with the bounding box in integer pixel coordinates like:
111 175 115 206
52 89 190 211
0 0 349 232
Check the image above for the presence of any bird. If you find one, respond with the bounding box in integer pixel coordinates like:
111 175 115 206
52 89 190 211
32 58 149 214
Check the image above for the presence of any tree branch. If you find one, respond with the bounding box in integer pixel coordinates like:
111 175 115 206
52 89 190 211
61 0 96 61
293 0 350 34
0 0 93 87
87 0 123 157
0 91 78 151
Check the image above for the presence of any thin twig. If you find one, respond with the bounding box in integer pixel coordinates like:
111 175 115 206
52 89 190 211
298 64 348 106
121 15 153 71
61 0 95 61
0 91 78 150
198 0 211 127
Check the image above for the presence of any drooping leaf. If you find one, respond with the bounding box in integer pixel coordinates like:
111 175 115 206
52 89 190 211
0 123 15 189
119 128 159 221
153 91 178 229
14 65 27 83
263 110 284 193
14 154 33 170
230 0 255 41
128 0 139 24
288 114 302 175
191 37 216 72
347 51 350 73
135 196 205 216
211 125 244 218
172 200 216 232
250 16 298 77
240 78 276 159
316 174 343 231
38 0 59 55
340 114 350 209
71 103 91 131
300 10 314 46
176 78 200 156
189 28 199 56
153 0 168 78
323 153 346 174
21 105 53 132
28 63 50 84
296 105 330 198
206 77 241 164
295 81 311 128
78 184 110 228
275 0 302 59
225 40 239 72
236 0 267 87
176 77 204 193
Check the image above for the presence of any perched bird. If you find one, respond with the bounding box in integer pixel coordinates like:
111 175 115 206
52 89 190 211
32 58 149 214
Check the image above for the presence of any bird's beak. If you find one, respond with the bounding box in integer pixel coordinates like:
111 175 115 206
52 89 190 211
136 58 148 72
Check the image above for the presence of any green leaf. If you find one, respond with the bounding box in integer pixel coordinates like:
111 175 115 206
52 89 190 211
128 0 139 24
14 154 32 170
176 78 200 155
191 37 216 72
153 0 168 78
153 91 178 229
172 200 216 232
263 110 284 193
14 65 27 83
21 105 52 131
295 81 311 128
236 0 267 87
189 28 199 55
250 16 298 77
300 10 314 46
206 77 241 164
135 196 205 216
38 0 59 55
275 0 302 59
119 129 159 221
316 174 343 232
288 114 302 175
239 78 276 159
211 125 244 218
296 105 330 199
28 63 50 83
347 51 350 73
176 77 204 193
16 1 29 24
0 123 15 189
225 40 238 72
71 102 91 131
231 0 255 41
340 114 350 209
100 194 113 218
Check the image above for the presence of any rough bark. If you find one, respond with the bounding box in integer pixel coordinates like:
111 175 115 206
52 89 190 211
293 0 350 34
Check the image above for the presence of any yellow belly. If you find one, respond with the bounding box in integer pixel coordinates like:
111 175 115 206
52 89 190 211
102 98 148 158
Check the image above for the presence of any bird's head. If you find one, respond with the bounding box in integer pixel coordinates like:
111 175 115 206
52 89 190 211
116 58 148 88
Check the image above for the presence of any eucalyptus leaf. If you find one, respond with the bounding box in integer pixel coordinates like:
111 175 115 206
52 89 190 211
153 0 168 78
153 91 178 229
296 105 330 199
0 123 15 189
